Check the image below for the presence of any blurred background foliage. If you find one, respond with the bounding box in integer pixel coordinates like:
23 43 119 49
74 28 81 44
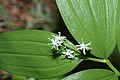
0 0 60 32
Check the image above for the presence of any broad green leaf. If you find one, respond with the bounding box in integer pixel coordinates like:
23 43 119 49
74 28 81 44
62 69 118 80
0 30 81 79
56 0 118 58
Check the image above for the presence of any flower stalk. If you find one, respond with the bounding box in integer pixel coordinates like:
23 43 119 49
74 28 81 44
106 59 120 76
86 57 120 76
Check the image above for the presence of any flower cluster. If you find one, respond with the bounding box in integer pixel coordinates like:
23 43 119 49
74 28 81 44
48 32 75 59
49 32 92 59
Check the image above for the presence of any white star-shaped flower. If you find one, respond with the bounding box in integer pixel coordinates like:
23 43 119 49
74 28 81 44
48 32 66 50
76 38 92 55
53 32 66 41
48 38 63 50
61 49 75 59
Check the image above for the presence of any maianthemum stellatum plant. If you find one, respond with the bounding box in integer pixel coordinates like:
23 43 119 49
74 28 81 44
0 0 120 80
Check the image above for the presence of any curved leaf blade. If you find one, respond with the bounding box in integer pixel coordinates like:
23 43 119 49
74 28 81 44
62 69 118 80
56 0 118 58
0 30 81 79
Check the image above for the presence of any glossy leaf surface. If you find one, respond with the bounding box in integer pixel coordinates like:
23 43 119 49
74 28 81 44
56 0 118 58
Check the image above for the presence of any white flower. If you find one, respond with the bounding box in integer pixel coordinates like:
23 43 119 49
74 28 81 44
48 32 66 50
48 38 63 50
53 32 66 41
76 38 92 55
61 49 75 59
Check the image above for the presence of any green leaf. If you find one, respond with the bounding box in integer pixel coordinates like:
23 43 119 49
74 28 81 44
12 75 27 80
62 69 118 80
0 30 81 79
56 0 118 58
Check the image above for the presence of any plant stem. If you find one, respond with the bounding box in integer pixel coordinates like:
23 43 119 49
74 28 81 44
86 57 120 76
106 59 120 76
85 57 106 63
